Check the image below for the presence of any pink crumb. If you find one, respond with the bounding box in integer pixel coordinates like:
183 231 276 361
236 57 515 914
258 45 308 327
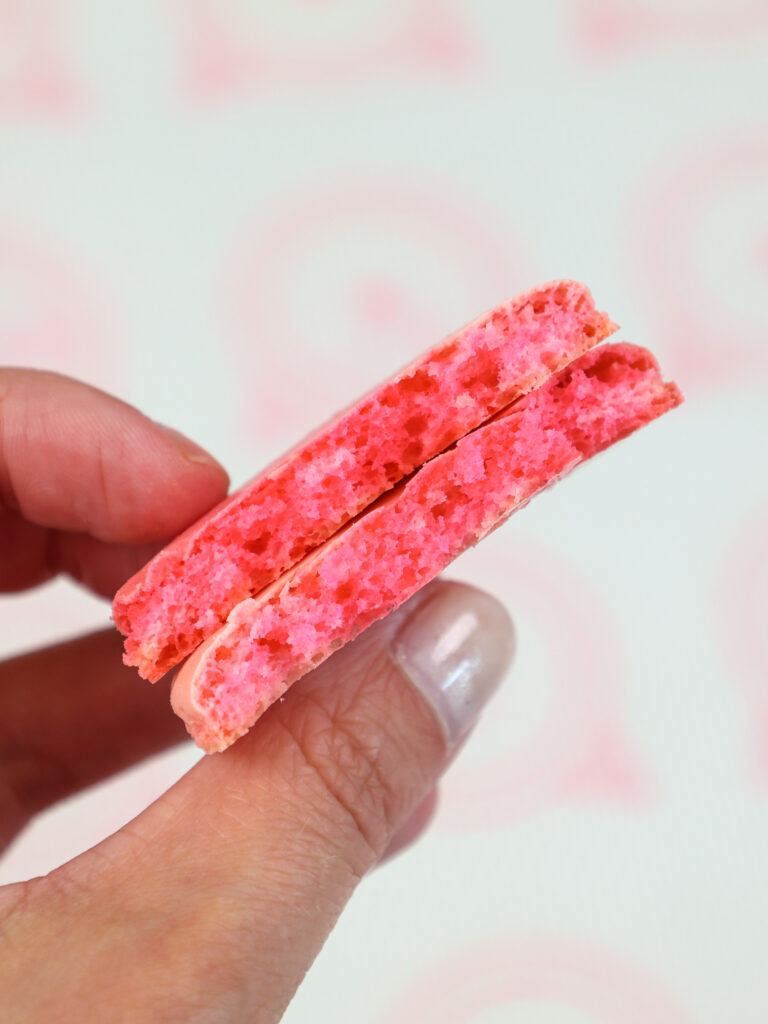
172 342 682 753
114 280 616 681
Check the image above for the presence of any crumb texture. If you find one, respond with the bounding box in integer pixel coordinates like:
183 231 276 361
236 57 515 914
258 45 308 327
174 342 682 752
114 281 615 681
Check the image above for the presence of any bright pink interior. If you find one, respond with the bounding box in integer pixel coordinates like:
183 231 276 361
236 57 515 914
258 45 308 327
177 342 681 752
115 281 614 681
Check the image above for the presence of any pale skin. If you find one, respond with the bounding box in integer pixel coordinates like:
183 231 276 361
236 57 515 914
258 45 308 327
0 369 462 1023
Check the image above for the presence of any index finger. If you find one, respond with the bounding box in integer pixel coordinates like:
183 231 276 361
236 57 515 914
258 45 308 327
0 369 229 545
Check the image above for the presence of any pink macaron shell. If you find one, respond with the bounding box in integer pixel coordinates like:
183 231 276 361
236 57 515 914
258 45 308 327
172 342 682 753
115 280 616 682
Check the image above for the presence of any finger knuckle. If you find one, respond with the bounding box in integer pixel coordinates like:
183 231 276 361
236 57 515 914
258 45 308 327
280 692 400 869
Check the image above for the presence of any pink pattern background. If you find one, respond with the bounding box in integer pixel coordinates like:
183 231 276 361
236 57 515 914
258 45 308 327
439 537 652 833
718 500 768 784
0 0 86 117
634 135 768 391
0 227 119 389
571 0 768 59
224 175 524 449
169 0 478 102
380 936 696 1023
1 3 766 1021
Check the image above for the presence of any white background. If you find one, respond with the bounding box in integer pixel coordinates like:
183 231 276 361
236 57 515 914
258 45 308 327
1 2 767 1021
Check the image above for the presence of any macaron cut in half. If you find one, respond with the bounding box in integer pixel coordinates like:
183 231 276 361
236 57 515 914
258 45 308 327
112 281 682 752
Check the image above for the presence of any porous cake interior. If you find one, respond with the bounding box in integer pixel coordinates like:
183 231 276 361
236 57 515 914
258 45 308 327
180 344 680 751
117 282 613 680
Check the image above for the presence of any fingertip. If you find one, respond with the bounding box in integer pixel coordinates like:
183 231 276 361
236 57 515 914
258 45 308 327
83 411 231 545
153 423 229 478
0 369 231 545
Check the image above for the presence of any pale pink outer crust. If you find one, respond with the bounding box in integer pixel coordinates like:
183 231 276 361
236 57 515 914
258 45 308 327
114 280 616 681
172 343 682 753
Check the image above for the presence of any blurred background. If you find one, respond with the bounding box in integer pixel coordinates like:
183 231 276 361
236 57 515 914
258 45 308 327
1 2 767 1021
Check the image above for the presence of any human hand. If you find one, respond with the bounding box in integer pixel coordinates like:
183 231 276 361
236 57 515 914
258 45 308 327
0 369 514 1023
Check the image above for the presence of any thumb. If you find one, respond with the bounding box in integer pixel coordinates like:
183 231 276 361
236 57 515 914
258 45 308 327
2 580 514 1023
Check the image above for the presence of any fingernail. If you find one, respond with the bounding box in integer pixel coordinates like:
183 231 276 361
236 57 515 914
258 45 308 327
390 582 515 747
157 423 221 467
